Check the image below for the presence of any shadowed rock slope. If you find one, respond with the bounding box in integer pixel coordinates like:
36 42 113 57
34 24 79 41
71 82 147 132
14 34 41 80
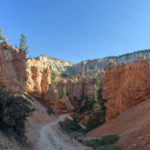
87 99 150 150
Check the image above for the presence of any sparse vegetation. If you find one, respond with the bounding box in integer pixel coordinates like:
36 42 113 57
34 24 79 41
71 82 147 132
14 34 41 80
58 87 67 101
72 69 77 76
24 92 35 102
51 72 58 89
94 145 121 150
79 94 93 113
0 87 33 143
47 105 55 115
0 29 5 41
81 135 120 149
70 75 76 82
59 118 121 150
78 77 106 131
17 33 29 54
105 49 150 59
61 73 69 78
59 118 85 135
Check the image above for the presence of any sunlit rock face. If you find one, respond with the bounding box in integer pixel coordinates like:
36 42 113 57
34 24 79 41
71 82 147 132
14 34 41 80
25 57 101 114
0 42 26 95
36 55 73 75
25 58 73 113
26 58 51 104
103 57 150 121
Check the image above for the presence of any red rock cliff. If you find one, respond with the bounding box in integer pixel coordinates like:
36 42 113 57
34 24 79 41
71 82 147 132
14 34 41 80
26 58 74 113
103 57 150 121
0 42 26 95
26 58 51 103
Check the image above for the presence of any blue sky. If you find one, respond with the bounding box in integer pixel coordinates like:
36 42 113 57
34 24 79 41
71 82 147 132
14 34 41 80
1 0 150 63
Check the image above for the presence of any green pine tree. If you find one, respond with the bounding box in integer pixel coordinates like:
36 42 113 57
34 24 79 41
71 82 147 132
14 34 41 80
19 33 28 53
0 29 5 41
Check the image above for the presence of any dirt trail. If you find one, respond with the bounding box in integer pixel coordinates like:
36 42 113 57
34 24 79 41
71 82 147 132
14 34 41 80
25 95 90 150
35 115 90 150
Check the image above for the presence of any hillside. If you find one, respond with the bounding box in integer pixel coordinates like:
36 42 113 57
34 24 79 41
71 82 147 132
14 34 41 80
87 99 150 150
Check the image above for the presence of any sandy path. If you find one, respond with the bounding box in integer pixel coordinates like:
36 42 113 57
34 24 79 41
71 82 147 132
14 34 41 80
35 116 91 150
25 95 91 150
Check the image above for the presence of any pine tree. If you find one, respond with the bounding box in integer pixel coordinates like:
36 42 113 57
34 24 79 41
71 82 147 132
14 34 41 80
19 33 28 53
0 29 5 41
93 78 101 114
85 94 93 113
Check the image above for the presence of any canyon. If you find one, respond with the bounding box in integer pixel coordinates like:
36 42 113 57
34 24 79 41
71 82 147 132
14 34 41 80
1 41 150 149
25 51 150 123
1 40 150 123
26 57 102 115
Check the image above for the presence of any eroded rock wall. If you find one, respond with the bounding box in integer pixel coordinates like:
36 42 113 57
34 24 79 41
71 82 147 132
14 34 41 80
26 58 73 113
55 76 95 113
103 57 150 121
0 42 26 95
36 55 73 75
26 58 51 104
25 58 99 114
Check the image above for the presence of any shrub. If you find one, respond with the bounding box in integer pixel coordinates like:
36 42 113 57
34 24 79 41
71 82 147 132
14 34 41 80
59 118 121 150
0 87 33 141
95 145 122 150
93 77 101 85
70 131 85 142
18 33 28 54
82 135 119 148
51 73 58 89
78 77 106 131
47 105 55 115
61 73 68 78
0 29 5 41
24 92 35 102
58 87 67 101
59 118 84 135
100 135 119 145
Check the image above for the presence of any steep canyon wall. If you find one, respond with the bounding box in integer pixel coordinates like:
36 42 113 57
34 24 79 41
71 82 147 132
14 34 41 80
0 42 26 95
103 57 150 121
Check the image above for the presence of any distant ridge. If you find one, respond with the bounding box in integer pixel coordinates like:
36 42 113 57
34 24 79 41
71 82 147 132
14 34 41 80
27 48 150 75
105 48 150 59
71 48 150 74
